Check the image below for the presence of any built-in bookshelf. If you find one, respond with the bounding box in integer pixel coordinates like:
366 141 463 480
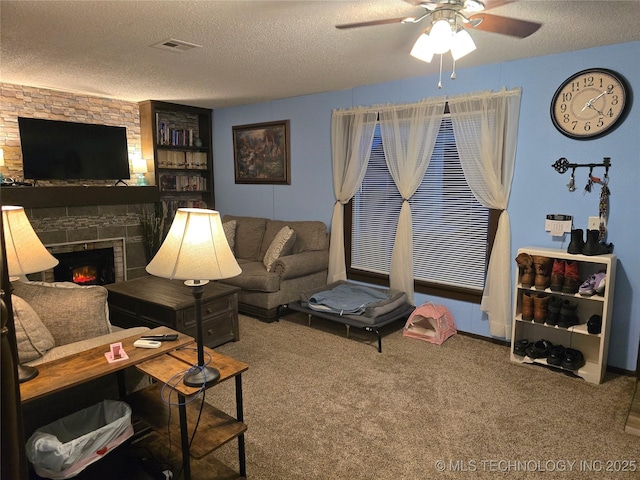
139 100 214 228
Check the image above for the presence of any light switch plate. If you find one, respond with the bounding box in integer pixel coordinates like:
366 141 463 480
588 216 600 230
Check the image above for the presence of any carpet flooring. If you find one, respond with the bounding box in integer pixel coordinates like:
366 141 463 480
201 313 638 479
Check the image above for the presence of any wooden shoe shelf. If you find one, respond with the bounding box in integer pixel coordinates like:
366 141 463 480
511 246 617 384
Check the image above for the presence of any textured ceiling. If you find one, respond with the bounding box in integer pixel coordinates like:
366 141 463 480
1 0 639 110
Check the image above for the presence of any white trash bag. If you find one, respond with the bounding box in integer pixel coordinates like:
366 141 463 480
26 399 134 479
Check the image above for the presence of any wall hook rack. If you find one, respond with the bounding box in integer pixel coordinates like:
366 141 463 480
551 157 611 175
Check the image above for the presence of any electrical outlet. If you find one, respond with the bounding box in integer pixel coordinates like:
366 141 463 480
588 216 600 230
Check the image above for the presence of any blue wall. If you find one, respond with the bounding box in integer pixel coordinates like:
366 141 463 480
214 41 640 371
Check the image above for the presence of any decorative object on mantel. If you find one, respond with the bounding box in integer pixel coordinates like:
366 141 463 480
2 205 59 382
146 208 241 387
232 120 291 185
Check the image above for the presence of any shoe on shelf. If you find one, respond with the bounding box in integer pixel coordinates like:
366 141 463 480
561 348 585 371
558 300 579 328
562 260 580 294
550 259 565 292
513 339 530 356
578 271 606 296
515 252 535 288
546 296 562 326
547 344 566 366
567 229 585 255
526 339 553 359
587 315 602 334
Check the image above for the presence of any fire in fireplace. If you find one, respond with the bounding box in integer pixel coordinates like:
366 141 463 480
53 247 115 286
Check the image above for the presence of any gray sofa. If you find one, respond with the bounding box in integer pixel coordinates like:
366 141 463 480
221 215 330 321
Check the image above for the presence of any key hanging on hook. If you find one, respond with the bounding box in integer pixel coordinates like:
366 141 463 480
567 167 576 192
584 167 594 193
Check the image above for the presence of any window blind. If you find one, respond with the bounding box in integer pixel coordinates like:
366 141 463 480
351 117 489 290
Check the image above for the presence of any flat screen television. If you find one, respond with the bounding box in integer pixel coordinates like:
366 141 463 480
18 117 130 181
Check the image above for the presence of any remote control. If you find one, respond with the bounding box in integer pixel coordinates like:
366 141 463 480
133 339 162 349
140 334 179 341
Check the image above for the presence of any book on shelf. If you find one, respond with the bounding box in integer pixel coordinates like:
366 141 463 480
156 121 195 147
159 174 207 192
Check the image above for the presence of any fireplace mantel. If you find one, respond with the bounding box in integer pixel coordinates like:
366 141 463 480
0 185 159 208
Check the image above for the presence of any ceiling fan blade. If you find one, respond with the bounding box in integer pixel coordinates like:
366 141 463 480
480 0 516 11
336 17 408 29
467 13 541 38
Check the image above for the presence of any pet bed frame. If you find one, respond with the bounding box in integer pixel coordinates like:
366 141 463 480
286 281 414 352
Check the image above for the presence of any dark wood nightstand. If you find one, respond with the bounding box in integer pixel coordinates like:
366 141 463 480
106 276 240 348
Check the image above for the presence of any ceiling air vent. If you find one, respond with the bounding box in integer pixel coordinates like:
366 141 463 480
151 38 202 53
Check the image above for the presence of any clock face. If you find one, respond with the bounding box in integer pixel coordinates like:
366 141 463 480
550 68 630 140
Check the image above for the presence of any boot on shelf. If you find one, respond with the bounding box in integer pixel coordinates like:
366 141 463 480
515 252 535 288
546 296 562 326
533 294 549 324
567 229 585 255
550 259 565 292
562 260 580 294
521 292 534 321
558 299 579 328
582 229 614 256
532 255 552 290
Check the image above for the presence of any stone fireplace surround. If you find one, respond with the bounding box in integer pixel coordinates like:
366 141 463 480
26 203 153 281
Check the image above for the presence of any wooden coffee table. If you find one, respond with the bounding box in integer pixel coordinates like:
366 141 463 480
106 276 240 348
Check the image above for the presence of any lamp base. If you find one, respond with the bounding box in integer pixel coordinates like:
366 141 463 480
183 365 220 388
18 364 38 383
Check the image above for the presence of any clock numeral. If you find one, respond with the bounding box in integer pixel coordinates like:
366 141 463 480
597 118 604 128
571 81 580 92
562 92 572 102
606 107 614 118
610 94 619 106
583 75 595 88
583 122 591 132
559 103 567 113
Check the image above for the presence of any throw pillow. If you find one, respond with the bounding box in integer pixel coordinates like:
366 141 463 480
12 295 55 364
223 220 237 252
263 226 296 272
11 281 111 346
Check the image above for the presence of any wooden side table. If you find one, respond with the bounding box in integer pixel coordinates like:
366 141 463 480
106 276 240 348
129 346 249 480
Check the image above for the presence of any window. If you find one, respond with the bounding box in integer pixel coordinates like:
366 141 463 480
347 117 495 302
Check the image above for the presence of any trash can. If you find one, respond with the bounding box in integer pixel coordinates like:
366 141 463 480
25 400 134 479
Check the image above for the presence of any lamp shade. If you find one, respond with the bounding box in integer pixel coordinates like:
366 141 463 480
2 206 58 278
132 157 148 174
0 148 4 167
146 208 241 281
450 29 477 61
410 33 435 63
429 19 453 54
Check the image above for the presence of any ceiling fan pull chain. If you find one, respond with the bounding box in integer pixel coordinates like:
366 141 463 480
451 58 457 80
438 54 443 89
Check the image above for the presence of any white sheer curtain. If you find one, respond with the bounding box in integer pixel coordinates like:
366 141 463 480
378 98 446 303
448 88 522 339
328 108 378 283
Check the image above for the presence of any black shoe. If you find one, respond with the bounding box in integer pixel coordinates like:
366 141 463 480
587 315 602 334
561 348 585 370
546 296 562 326
582 229 614 256
526 339 553 359
547 344 566 366
513 339 530 356
567 229 585 254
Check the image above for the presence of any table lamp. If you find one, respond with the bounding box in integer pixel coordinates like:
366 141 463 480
2 206 59 382
132 156 148 185
0 148 4 184
146 208 241 387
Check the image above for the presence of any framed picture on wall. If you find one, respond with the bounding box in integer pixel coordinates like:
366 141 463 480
232 120 291 184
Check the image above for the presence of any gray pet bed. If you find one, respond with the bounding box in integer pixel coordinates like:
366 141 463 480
287 281 414 352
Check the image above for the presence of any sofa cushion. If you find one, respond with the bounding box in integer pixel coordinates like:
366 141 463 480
12 295 55 364
11 281 111 346
260 220 328 259
222 215 268 261
263 226 296 272
223 220 237 251
221 260 281 292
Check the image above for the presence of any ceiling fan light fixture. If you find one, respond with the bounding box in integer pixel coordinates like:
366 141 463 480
429 19 453 54
410 33 435 63
450 28 476 60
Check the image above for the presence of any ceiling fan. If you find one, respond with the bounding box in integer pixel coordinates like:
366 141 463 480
336 0 542 39
336 0 541 87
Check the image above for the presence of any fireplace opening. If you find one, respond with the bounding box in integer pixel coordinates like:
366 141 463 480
53 247 115 286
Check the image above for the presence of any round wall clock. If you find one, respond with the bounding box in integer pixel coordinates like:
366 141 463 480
550 68 631 140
